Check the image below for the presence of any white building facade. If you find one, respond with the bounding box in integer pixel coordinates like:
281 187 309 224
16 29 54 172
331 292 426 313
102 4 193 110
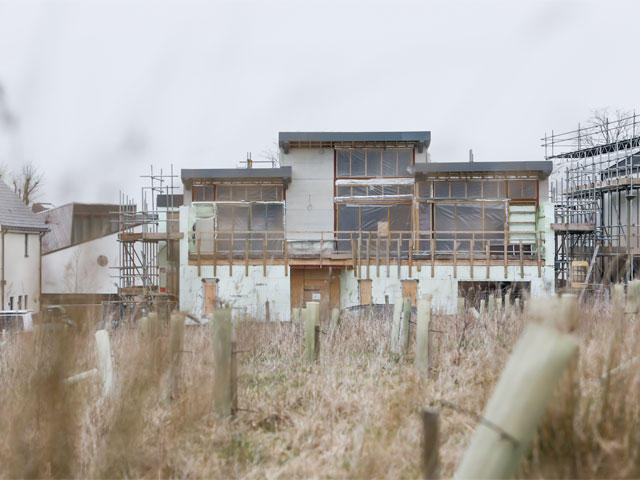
179 131 555 320
0 181 48 312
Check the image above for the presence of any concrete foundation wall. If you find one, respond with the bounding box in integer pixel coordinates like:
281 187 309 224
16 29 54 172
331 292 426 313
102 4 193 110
339 264 554 314
1 231 42 311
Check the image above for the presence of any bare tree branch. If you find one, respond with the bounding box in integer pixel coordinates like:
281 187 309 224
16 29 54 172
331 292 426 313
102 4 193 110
11 161 43 206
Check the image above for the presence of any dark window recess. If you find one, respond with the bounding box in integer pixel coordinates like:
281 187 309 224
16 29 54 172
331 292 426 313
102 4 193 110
458 281 530 309
336 149 413 178
193 185 214 202
366 150 382 176
509 180 537 199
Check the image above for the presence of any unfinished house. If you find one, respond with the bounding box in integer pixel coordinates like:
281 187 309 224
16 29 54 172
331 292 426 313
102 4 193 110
547 113 640 292
179 131 555 319
0 180 48 312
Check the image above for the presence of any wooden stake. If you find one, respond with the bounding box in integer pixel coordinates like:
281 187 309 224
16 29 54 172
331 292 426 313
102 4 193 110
457 297 465 315
390 298 403 358
305 302 320 363
488 294 495 313
168 313 185 400
212 308 232 417
479 299 486 314
292 308 301 324
330 307 340 331
400 297 412 356
231 340 238 415
416 294 433 377
422 408 440 479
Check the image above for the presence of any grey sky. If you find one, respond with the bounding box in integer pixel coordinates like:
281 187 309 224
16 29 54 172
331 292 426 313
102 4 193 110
0 0 638 206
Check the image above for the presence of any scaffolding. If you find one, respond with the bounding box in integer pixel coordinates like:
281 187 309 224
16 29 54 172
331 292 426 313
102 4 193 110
544 112 640 292
115 165 182 309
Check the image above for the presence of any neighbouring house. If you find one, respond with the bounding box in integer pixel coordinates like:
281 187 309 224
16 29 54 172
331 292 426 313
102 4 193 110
0 180 48 312
38 203 123 305
178 131 555 320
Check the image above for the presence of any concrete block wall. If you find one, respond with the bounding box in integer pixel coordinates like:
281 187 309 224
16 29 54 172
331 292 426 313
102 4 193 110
340 264 554 314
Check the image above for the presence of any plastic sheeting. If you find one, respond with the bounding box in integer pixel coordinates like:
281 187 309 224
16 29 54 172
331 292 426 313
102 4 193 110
336 203 412 251
424 201 506 252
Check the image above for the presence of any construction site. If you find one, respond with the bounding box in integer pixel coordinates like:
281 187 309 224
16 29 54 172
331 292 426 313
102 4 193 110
546 112 640 296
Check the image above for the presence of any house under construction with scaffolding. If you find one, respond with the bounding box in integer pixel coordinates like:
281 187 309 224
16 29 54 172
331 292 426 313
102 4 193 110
178 131 555 321
547 113 640 294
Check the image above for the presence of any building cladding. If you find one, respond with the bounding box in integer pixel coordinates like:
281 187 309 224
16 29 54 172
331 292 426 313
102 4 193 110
178 131 555 321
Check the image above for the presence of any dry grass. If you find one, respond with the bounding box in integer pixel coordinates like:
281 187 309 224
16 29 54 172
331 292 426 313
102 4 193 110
1 298 639 478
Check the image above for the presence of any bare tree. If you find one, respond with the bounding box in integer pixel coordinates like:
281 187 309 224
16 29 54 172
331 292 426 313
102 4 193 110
260 139 280 167
583 108 635 147
11 161 43 206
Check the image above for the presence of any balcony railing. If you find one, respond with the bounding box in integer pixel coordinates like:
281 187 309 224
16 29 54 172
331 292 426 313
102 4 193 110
188 230 547 278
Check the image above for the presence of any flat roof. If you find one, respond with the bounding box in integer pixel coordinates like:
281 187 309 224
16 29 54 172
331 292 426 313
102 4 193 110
279 131 431 152
181 167 292 186
412 161 553 178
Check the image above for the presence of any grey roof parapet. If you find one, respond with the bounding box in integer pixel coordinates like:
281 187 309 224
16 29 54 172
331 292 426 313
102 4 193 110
279 131 431 153
411 161 553 178
181 167 292 186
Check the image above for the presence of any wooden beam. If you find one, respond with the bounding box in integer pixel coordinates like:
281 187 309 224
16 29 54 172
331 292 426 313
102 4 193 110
486 240 491 279
197 236 202 277
213 233 217 276
397 237 401 279
366 233 371 280
536 235 542 278
263 234 267 276
470 233 474 279
520 240 524 279
245 238 249 276
431 237 435 278
453 240 457 279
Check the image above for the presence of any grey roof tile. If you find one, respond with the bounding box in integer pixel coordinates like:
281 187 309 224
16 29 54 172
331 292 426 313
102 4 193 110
0 180 48 231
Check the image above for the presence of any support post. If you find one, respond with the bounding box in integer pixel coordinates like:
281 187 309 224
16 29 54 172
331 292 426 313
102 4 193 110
390 298 403 358
292 308 301 324
505 291 511 315
352 237 357 277
519 240 524 279
416 294 433 377
488 294 495 313
212 308 232 417
197 236 202 276
168 313 185 400
330 307 340 331
453 240 457 279
400 296 412 356
470 233 474 279
305 302 320 363
422 408 440 479
479 299 486 314
231 340 238 416
431 237 435 278
457 297 465 315
486 240 491 279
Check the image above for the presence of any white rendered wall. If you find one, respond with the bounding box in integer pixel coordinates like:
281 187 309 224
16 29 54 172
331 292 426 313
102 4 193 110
280 148 335 239
1 231 42 311
340 264 555 314
42 232 119 295
179 205 290 320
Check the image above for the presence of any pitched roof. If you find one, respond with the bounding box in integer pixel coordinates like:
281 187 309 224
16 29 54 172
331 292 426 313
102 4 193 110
0 180 48 231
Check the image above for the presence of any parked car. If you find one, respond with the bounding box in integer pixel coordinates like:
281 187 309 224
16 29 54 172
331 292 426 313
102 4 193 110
0 310 34 332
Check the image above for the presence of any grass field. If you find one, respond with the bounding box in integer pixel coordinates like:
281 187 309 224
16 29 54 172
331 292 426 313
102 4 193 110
1 297 639 479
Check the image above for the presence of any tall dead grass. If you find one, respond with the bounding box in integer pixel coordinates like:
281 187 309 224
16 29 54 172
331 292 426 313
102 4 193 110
0 298 639 478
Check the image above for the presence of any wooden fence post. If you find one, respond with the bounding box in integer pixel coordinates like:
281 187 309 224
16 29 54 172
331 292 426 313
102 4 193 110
292 308 301 324
330 307 340 331
212 308 232 416
95 329 113 398
168 313 185 401
139 315 149 336
305 302 320 363
504 291 511 315
454 303 578 479
488 295 495 313
231 340 238 415
479 299 486 314
627 279 640 318
497 297 503 312
390 297 403 357
457 297 465 315
422 407 440 479
416 294 433 377
400 297 412 357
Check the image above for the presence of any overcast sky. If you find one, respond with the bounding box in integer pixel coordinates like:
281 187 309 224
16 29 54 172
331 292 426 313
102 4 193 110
0 0 638 206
